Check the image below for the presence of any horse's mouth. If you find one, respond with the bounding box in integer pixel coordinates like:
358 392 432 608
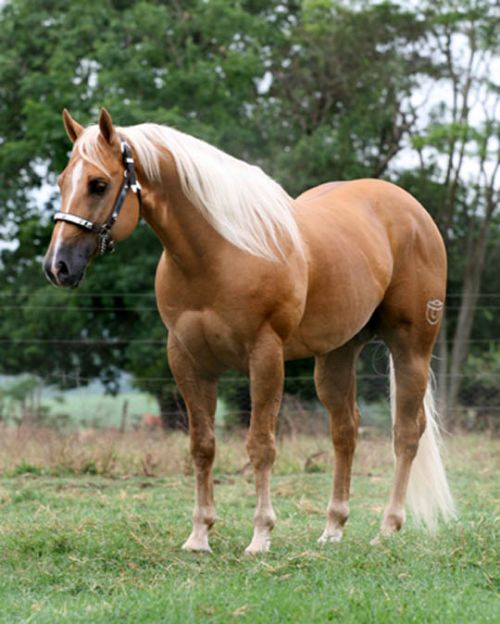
43 261 86 288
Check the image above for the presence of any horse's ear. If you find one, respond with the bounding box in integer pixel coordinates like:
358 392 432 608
98 108 118 146
62 109 84 143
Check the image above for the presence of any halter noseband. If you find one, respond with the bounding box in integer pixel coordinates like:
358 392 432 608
54 140 142 255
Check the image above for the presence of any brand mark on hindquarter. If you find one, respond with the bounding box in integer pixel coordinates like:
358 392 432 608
426 299 444 325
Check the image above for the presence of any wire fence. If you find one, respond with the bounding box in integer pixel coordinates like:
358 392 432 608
0 292 499 432
1 366 498 433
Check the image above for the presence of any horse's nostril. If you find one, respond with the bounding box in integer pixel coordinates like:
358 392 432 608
55 259 70 277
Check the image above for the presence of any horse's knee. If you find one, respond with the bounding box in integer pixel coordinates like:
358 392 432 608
190 432 215 470
246 431 276 469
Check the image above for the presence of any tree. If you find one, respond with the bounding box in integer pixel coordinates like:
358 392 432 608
0 0 288 428
0 0 498 428
406 0 499 418
259 0 433 193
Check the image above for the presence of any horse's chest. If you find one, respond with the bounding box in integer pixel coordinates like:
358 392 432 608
162 307 249 372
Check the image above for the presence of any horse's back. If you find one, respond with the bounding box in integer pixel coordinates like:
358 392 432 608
296 178 445 274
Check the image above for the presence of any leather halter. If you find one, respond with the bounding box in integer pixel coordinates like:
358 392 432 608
53 140 142 255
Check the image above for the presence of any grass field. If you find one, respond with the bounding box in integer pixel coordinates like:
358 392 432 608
0 431 498 623
41 390 158 429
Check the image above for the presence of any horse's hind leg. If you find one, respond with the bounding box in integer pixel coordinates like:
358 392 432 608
314 340 364 543
374 312 454 541
368 211 454 540
375 340 430 540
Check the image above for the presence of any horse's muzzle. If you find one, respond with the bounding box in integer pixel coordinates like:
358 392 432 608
43 242 91 288
43 257 84 288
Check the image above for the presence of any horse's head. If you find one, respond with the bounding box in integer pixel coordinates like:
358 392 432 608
43 108 141 288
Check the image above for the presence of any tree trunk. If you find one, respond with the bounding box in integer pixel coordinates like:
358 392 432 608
447 212 493 417
436 318 448 420
158 389 188 431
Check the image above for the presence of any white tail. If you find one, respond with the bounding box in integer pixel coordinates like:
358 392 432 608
389 357 456 532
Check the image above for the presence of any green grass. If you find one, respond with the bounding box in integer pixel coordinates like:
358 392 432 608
0 435 498 623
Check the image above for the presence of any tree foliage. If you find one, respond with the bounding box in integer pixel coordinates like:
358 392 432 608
0 0 498 426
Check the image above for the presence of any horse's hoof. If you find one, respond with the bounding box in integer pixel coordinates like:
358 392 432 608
182 536 212 553
244 538 271 555
318 528 343 544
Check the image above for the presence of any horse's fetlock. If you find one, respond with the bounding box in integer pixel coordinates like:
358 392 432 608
328 501 349 526
193 506 216 528
254 509 276 530
383 509 405 533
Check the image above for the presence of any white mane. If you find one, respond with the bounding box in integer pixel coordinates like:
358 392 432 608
75 123 302 261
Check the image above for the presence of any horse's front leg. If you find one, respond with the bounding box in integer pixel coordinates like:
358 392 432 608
245 329 284 555
167 335 218 552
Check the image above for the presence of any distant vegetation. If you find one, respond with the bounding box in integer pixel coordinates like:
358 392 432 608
0 0 498 427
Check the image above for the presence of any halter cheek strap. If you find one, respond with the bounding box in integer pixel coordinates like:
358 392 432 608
53 140 142 255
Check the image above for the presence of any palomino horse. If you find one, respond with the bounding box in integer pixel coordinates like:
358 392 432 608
44 109 455 553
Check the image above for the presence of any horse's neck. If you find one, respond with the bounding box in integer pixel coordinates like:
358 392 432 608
140 155 224 273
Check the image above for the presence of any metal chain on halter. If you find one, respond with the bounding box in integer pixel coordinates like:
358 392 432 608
53 139 142 256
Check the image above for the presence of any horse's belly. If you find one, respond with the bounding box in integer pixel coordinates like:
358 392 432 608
284 294 379 359
284 247 391 358
285 202 393 358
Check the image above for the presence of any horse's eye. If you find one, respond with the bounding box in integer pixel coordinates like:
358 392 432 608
89 179 108 196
